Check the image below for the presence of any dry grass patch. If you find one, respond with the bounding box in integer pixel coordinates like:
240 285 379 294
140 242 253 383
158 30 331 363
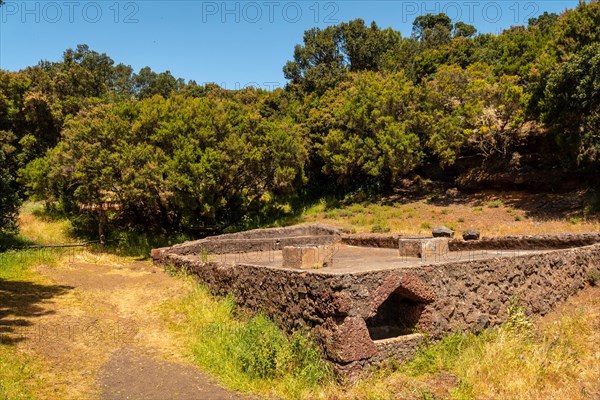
297 191 600 237
327 287 600 400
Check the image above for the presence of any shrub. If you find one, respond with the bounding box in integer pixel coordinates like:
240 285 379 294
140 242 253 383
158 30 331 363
589 271 599 286
371 223 391 233
486 199 503 208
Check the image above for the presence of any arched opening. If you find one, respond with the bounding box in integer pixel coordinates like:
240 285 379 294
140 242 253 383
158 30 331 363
365 291 427 341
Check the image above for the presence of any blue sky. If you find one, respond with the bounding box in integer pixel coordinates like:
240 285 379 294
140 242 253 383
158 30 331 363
0 1 580 89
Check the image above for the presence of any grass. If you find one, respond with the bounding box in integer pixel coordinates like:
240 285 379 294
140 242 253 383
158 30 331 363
436 303 598 400
570 216 584 225
486 199 503 208
324 291 600 400
164 280 332 399
289 191 600 237
16 203 74 246
164 270 599 400
103 230 193 259
0 350 39 400
0 249 59 281
0 224 64 399
0 202 191 398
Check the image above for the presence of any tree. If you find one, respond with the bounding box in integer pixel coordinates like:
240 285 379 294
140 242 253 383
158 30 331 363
341 20 402 72
553 0 600 59
453 22 477 38
543 43 600 168
421 63 526 164
412 13 453 46
133 67 183 99
312 71 423 186
26 94 307 233
0 131 20 234
283 19 401 94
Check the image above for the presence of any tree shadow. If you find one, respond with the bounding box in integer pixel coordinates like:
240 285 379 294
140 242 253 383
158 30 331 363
0 278 73 345
380 180 476 207
0 233 34 252
383 185 597 222
493 191 590 221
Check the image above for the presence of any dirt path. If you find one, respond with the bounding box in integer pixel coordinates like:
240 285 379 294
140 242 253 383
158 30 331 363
10 253 247 399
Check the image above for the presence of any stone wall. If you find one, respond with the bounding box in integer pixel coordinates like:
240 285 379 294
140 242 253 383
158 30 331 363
155 224 347 256
341 232 600 251
154 233 600 376
449 233 600 251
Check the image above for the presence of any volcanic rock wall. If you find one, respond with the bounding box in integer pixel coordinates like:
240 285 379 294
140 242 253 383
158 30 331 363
153 226 600 376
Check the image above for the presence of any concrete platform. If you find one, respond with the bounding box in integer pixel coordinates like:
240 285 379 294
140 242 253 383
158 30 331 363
201 244 549 274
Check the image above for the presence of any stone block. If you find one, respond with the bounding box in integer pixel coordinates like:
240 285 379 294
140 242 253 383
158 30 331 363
398 238 449 259
283 245 334 269
398 239 423 258
421 238 449 260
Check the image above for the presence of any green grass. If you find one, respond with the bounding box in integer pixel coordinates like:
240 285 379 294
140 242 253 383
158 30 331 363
0 233 33 252
0 349 39 400
7 201 594 400
569 216 583 225
383 299 598 400
0 250 60 400
165 280 332 399
104 230 193 259
486 199 503 208
371 223 391 233
0 249 59 280
0 203 69 399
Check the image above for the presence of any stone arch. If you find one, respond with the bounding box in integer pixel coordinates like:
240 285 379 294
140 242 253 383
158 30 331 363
365 273 436 341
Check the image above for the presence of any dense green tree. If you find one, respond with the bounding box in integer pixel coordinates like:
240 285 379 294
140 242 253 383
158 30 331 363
283 19 401 93
543 43 600 168
453 22 477 38
421 63 526 164
412 13 453 46
6 1 600 238
554 0 600 58
25 94 307 232
0 131 20 234
133 67 183 99
310 71 422 186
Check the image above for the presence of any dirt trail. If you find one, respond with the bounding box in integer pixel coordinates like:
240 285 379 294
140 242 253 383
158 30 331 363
11 254 246 399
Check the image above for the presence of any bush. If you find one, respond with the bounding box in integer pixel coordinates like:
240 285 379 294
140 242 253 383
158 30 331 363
589 271 599 286
371 223 391 233
486 199 503 208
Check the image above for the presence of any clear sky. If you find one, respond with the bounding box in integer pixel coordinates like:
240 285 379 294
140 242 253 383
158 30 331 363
0 1 580 89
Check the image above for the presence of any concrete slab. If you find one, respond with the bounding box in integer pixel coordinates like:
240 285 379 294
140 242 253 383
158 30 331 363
200 244 550 275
